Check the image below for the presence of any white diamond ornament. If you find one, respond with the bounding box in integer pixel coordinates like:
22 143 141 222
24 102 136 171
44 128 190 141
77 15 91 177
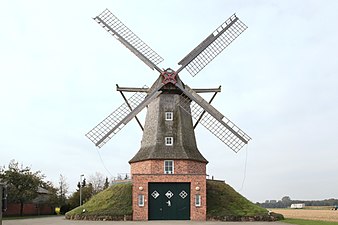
165 190 174 199
151 190 160 199
179 190 188 199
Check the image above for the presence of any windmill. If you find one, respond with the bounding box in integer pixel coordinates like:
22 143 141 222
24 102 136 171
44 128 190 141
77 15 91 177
85 9 251 221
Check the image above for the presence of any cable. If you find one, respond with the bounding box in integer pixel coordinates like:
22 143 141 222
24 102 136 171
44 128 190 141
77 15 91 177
238 143 249 191
96 148 113 178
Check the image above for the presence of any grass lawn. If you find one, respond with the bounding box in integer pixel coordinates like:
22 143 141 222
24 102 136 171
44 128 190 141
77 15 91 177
207 180 269 217
282 218 338 225
65 182 132 219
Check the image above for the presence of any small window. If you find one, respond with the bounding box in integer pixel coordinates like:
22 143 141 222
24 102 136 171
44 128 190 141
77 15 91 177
165 112 173 121
164 160 174 174
195 194 201 207
165 137 173 146
138 194 144 207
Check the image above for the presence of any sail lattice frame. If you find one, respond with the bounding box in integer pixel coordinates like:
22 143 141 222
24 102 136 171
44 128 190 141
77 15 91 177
178 95 251 152
178 14 247 77
86 91 147 148
94 9 163 70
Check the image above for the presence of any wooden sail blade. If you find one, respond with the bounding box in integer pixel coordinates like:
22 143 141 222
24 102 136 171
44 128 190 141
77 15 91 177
86 84 163 148
175 83 251 152
86 91 147 148
177 14 247 77
94 9 163 72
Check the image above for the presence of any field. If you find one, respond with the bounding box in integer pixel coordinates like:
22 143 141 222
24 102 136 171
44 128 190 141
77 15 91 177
271 209 338 222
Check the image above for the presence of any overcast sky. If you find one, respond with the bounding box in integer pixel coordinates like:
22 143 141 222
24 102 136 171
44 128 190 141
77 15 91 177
1 0 338 203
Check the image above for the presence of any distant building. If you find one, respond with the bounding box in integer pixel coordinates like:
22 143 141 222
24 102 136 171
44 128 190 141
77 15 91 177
290 203 305 209
4 187 54 216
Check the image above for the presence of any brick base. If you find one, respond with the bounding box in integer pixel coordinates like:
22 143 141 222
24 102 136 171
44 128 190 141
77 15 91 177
130 159 207 221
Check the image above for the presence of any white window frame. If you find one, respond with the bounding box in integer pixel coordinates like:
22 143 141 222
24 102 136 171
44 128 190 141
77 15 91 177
164 160 174 174
165 112 173 121
195 194 201 207
138 194 144 207
165 137 173 146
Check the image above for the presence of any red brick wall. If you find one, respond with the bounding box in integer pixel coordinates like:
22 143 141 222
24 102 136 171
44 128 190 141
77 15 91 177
4 203 54 216
131 159 207 221
131 159 206 175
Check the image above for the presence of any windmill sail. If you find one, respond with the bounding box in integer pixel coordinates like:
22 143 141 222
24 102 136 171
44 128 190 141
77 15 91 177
86 91 147 148
88 9 251 151
177 14 247 77
86 84 163 148
175 84 251 152
94 9 164 72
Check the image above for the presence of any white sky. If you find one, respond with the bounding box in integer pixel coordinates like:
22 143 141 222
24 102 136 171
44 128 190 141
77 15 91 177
1 0 338 203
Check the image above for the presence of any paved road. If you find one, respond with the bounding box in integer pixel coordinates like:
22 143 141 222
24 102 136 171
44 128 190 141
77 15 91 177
2 216 284 225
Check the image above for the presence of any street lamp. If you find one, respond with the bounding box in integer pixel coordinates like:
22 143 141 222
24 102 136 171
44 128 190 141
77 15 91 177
79 174 84 206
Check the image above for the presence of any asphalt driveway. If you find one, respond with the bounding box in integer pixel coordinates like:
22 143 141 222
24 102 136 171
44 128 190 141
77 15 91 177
2 216 284 225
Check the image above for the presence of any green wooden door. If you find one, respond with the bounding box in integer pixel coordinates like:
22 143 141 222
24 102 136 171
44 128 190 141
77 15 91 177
148 182 190 220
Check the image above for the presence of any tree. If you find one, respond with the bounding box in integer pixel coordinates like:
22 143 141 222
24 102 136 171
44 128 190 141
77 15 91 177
37 181 58 214
282 196 291 202
68 182 94 209
58 174 69 206
103 177 109 190
281 196 292 207
87 172 105 194
0 160 45 216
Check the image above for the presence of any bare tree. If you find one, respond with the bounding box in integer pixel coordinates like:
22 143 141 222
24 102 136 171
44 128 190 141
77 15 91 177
58 174 69 205
87 172 105 194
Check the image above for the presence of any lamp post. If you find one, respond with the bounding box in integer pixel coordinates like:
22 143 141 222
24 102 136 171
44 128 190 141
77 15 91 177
79 174 84 206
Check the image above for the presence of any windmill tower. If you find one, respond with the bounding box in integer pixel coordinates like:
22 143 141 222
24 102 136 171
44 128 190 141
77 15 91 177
86 9 251 221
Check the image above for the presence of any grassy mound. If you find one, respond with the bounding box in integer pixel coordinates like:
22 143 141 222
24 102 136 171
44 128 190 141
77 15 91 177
65 182 132 220
65 179 281 221
207 180 282 221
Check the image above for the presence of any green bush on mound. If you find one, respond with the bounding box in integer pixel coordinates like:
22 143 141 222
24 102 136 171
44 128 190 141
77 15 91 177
65 182 132 220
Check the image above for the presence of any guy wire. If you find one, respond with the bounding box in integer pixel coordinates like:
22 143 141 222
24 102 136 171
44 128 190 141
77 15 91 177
239 143 249 191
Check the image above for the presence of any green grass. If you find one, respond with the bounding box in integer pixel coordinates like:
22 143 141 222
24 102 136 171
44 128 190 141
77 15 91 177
206 180 269 217
282 218 338 225
65 182 132 218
